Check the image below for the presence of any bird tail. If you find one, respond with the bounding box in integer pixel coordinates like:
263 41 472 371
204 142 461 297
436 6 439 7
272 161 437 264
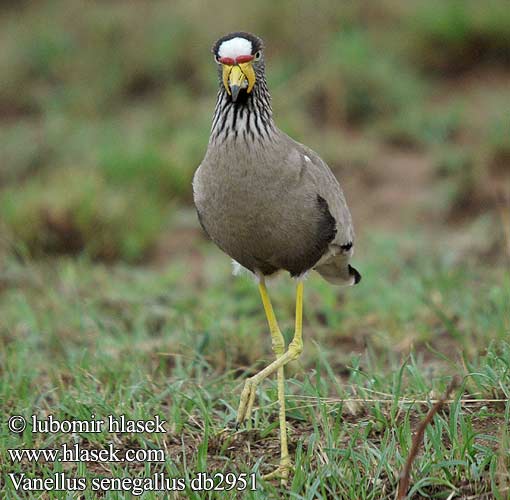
314 254 361 286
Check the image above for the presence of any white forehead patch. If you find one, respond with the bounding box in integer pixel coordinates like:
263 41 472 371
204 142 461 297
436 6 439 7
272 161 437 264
218 37 252 59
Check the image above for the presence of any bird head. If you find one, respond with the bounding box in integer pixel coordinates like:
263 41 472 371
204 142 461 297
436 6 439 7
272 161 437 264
212 32 264 103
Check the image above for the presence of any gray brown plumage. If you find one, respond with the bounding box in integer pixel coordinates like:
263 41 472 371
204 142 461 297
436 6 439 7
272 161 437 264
193 32 360 286
193 32 361 483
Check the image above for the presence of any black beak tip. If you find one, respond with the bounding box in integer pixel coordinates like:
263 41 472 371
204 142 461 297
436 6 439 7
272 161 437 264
230 85 241 102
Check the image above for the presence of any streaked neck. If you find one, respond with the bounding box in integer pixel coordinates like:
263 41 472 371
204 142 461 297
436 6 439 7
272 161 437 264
210 78 276 146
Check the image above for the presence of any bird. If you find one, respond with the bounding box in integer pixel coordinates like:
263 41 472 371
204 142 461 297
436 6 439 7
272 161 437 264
193 32 361 483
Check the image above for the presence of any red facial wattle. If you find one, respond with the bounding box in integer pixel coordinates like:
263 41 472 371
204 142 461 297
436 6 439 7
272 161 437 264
219 54 254 65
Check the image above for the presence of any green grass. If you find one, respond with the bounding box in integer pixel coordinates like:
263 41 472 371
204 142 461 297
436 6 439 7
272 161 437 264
406 0 510 73
1 234 509 499
378 103 464 149
0 167 168 262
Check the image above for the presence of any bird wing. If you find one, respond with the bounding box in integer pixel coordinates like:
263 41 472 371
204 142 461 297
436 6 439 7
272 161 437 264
285 137 355 249
280 136 359 285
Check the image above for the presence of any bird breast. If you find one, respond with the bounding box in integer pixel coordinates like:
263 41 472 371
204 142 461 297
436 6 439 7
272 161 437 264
193 140 334 275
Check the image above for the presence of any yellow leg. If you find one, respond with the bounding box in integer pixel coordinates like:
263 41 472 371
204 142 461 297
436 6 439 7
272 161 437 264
260 280 290 483
243 280 286 417
236 280 304 485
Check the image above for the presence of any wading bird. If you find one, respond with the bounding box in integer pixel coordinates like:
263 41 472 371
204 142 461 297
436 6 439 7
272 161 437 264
193 32 360 482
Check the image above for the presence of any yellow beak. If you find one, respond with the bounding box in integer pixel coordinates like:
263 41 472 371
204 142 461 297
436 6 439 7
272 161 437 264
222 62 256 102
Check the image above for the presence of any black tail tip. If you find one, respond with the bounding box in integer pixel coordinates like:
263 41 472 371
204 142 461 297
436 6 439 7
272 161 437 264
349 265 362 284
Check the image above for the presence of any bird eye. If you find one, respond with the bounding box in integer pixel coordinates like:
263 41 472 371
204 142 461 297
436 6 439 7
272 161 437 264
254 51 262 61
214 54 221 63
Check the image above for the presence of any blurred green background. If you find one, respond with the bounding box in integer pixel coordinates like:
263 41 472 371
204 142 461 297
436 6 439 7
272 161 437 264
1 1 510 497
1 0 509 262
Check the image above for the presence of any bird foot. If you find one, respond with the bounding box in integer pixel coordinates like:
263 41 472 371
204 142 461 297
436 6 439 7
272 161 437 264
262 456 293 486
236 377 258 425
236 344 303 425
